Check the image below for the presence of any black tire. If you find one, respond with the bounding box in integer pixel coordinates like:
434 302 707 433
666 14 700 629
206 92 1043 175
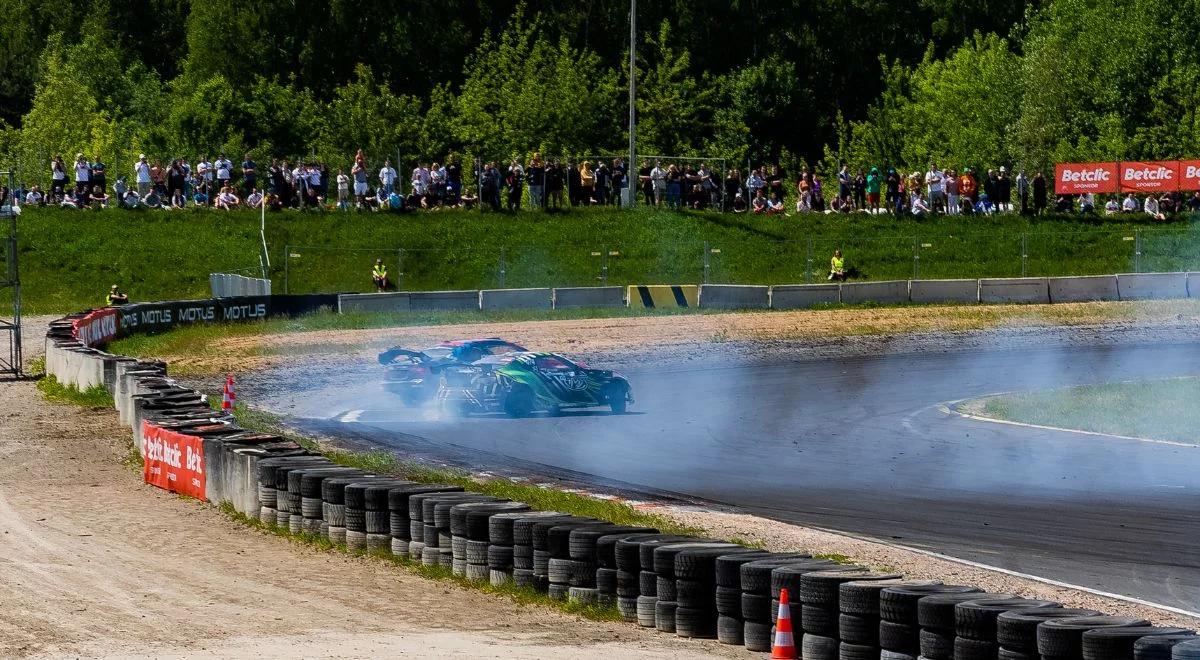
547 582 569 601
486 545 514 570
513 568 536 589
1036 616 1151 659
955 598 1060 641
839 612 879 645
715 586 742 616
504 385 534 417
345 507 366 532
714 551 774 587
1132 633 1197 660
465 540 490 564
638 536 707 570
613 534 687 571
841 579 935 616
741 592 773 622
801 604 839 637
675 606 716 638
656 576 676 601
568 586 598 606
744 621 774 652
880 584 984 626
675 579 714 609
567 560 598 587
919 627 955 660
617 596 639 622
604 381 629 413
636 595 657 628
1169 639 1200 659
1081 626 1193 660
880 651 918 660
802 633 840 660
839 642 880 660
919 593 1012 631
996 608 1099 652
616 570 640 597
769 561 850 600
879 619 920 653
800 570 897 609
655 600 677 633
596 567 617 594
717 615 744 645
675 546 757 582
653 542 738 577
639 571 657 596
547 558 572 584
998 647 1038 660
956 636 997 660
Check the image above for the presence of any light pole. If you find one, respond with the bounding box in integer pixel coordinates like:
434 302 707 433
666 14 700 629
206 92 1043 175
627 0 637 208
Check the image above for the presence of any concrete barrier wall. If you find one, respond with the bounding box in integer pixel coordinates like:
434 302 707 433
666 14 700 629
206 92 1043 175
408 290 481 311
627 285 699 309
552 287 625 309
839 280 910 305
769 284 840 309
1117 272 1189 300
698 284 770 309
210 273 271 298
338 292 411 313
480 288 552 310
1048 275 1119 303
1190 273 1200 298
979 277 1050 304
910 279 979 304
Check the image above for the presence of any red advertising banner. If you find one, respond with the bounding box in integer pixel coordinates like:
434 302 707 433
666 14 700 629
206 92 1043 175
1178 160 1200 191
71 308 120 347
141 421 207 501
1055 162 1118 195
1119 161 1179 192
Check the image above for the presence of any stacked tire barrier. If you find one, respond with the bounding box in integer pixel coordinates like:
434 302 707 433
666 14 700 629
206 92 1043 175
45 298 1200 657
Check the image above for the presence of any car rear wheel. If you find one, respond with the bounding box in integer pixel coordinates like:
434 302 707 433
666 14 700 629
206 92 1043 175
604 383 629 414
504 386 535 418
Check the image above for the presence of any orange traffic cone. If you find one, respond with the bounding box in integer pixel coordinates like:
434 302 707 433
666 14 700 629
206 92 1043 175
771 587 797 659
222 374 236 412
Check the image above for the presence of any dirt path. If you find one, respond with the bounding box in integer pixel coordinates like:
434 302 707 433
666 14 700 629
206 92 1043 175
0 379 744 659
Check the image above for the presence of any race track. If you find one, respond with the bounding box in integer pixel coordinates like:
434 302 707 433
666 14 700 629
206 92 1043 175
290 341 1200 612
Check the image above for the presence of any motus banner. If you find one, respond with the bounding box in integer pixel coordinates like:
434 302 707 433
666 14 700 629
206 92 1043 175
141 421 207 501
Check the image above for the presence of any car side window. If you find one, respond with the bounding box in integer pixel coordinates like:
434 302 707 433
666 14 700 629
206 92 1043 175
458 347 483 363
489 343 518 355
535 356 572 372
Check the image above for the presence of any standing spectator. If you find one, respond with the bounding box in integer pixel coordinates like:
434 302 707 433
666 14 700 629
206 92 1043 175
768 165 786 204
746 168 766 201
197 155 214 203
924 163 944 213
527 154 545 209
593 160 609 206
134 154 152 196
1032 172 1047 214
90 156 107 198
665 164 681 208
215 153 233 189
886 167 901 214
241 153 257 194
546 160 564 209
796 171 812 212
73 153 91 195
697 163 716 209
724 169 741 212
650 160 667 206
378 159 397 195
446 158 462 203
1017 169 1030 215
811 175 825 212
638 161 653 205
578 161 596 205
983 169 998 208
945 168 960 215
167 160 185 204
853 168 866 211
959 168 978 206
351 158 368 207
1188 191 1200 212
997 166 1013 213
151 159 167 194
506 159 524 211
838 164 851 200
411 162 430 195
566 161 582 206
611 158 626 207
336 169 350 210
866 167 881 213
50 155 67 197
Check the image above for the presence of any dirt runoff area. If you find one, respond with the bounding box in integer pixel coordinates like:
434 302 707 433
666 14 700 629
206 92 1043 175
0 378 744 659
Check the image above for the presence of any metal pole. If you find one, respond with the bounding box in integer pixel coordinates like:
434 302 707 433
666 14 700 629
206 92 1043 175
601 245 609 286
805 238 813 283
1021 233 1028 277
499 246 507 288
627 0 637 209
703 241 710 284
1135 229 1142 273
397 248 405 291
283 244 290 294
912 236 919 279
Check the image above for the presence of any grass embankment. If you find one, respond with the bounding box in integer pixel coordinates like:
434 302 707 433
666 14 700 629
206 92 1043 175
15 205 1200 313
980 377 1200 443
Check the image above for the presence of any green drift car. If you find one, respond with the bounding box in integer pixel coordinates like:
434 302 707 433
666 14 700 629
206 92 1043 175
438 352 633 417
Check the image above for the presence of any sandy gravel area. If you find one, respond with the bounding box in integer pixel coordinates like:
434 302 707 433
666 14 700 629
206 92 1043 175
0 378 744 659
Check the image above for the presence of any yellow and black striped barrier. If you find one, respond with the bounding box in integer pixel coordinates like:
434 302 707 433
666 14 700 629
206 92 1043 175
627 285 699 309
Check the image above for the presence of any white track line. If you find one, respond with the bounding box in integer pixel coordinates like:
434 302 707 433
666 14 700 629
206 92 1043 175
940 400 1200 449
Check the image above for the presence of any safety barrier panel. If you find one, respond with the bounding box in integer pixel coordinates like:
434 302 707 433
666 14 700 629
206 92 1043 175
338 292 411 313
839 280 910 305
627 285 699 309
1048 275 1120 303
979 277 1051 304
909 279 979 304
698 284 770 309
210 273 272 298
768 284 840 309
480 288 553 310
1116 272 1189 300
552 287 625 309
1190 273 1200 298
408 290 482 311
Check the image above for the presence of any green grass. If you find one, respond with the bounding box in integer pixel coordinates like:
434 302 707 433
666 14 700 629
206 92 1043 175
980 377 1200 443
14 205 1200 313
36 373 115 407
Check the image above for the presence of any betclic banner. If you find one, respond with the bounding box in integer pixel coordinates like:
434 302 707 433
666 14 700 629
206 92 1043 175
1056 160 1200 194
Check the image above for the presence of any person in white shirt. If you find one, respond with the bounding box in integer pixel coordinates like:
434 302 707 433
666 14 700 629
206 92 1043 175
1104 198 1119 215
196 156 213 203
215 186 240 210
214 154 233 187
648 161 667 207
379 160 397 195
134 154 152 195
1122 193 1138 213
336 169 350 210
1144 195 1165 220
911 191 931 216
411 163 430 195
73 153 91 194
924 163 944 213
25 187 43 205
245 188 264 208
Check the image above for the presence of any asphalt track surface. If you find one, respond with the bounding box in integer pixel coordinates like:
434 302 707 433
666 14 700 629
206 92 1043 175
301 342 1200 612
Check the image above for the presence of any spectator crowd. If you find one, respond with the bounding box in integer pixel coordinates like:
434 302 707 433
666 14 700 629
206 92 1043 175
6 150 1200 220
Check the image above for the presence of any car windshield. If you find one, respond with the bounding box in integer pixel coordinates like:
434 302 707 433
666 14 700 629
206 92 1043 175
422 347 453 360
535 356 574 371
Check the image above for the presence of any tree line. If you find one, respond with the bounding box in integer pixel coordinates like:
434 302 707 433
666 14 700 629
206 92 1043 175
0 0 1196 188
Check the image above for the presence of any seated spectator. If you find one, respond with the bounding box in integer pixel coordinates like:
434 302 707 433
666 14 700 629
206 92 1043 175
142 189 163 208
1159 193 1175 214
1189 192 1200 213
1053 195 1072 213
387 189 404 211
245 188 264 209
265 192 284 212
910 191 931 216
1144 195 1166 221
215 186 240 210
24 186 43 206
106 285 130 305
1079 193 1095 214
90 185 110 208
1121 193 1138 212
766 193 785 216
124 189 142 208
1104 198 1119 215
752 190 768 214
829 249 847 282
732 191 748 213
60 192 78 208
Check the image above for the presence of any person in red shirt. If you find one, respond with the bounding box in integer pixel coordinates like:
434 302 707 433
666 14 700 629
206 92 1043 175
959 168 978 206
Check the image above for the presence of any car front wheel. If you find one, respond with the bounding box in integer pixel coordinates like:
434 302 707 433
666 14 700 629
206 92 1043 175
604 382 629 413
503 386 535 418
